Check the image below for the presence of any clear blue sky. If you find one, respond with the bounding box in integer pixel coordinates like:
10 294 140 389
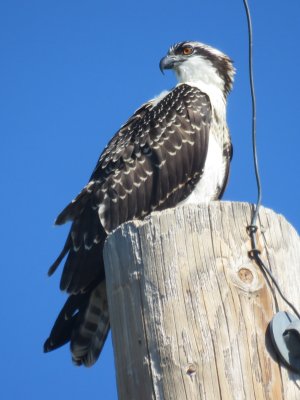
1 1 299 399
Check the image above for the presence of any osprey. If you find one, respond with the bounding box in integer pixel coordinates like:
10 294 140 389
44 41 235 366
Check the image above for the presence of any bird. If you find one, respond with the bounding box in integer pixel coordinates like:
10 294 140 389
44 41 235 367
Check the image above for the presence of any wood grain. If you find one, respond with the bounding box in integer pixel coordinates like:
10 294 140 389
103 202 300 399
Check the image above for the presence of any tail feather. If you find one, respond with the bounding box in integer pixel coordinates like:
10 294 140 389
44 281 110 366
46 179 110 366
44 291 90 353
71 281 110 367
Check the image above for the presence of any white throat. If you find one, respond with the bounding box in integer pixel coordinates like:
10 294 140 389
175 56 224 90
174 56 226 116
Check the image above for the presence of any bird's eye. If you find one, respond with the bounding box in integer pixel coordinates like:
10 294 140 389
182 46 194 55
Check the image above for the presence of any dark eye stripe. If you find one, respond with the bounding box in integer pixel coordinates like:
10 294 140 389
173 42 193 55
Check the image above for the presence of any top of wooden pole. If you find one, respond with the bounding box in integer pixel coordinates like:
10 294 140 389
104 202 300 400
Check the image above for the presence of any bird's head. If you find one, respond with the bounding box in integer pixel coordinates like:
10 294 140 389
160 41 235 97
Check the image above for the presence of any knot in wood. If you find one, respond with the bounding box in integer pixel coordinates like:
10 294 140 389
238 267 254 284
186 363 197 376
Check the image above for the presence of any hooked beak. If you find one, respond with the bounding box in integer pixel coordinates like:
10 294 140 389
159 55 177 74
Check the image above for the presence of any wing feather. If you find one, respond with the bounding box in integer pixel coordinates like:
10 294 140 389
53 84 212 292
46 83 212 366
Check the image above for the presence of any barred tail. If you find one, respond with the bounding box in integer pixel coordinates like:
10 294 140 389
44 281 110 367
71 281 110 367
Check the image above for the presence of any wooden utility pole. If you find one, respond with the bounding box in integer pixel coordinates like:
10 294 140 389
103 202 300 400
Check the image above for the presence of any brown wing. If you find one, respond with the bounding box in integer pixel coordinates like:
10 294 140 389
51 84 211 293
57 83 211 229
45 84 212 366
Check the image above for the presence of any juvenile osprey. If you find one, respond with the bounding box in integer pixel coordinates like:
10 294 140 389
44 41 235 366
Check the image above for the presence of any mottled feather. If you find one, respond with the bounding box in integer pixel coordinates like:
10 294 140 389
45 39 235 367
45 84 212 365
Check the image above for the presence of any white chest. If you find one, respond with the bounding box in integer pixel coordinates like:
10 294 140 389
179 134 226 204
179 80 228 203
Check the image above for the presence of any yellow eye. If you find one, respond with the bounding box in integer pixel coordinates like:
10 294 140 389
182 46 193 55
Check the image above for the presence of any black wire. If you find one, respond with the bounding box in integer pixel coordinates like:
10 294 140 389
242 0 300 320
243 0 261 226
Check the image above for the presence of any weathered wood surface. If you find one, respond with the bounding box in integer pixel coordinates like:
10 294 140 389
103 202 300 400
